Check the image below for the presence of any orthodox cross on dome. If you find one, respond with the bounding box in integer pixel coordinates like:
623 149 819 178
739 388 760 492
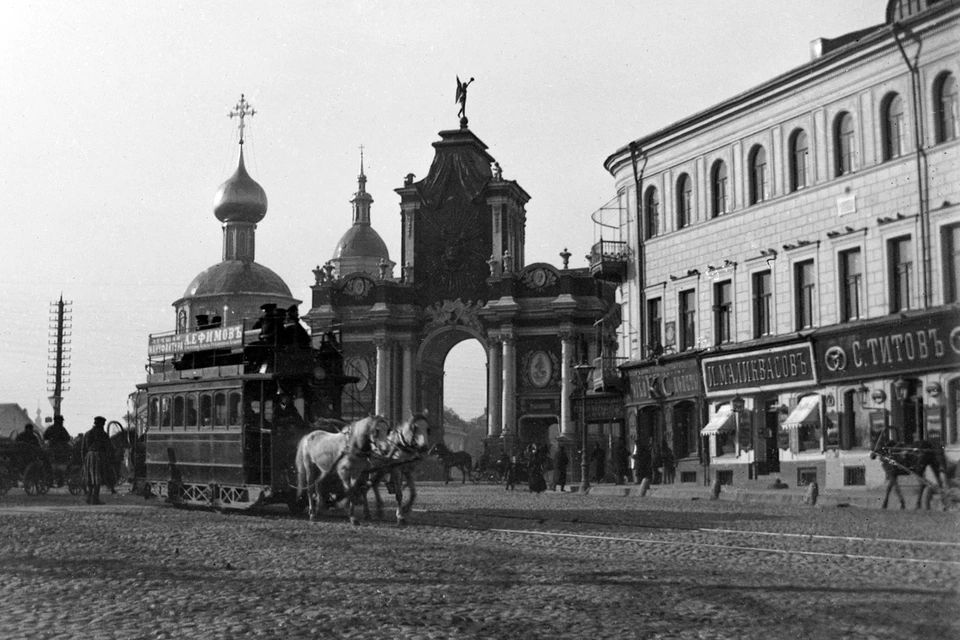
228 94 257 145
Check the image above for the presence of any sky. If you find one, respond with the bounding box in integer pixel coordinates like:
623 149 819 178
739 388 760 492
0 1 882 434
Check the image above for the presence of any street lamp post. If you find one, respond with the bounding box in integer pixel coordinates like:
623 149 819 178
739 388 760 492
730 393 746 475
575 362 596 494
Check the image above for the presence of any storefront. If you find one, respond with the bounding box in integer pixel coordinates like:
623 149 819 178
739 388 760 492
700 338 821 487
623 355 704 485
812 306 960 489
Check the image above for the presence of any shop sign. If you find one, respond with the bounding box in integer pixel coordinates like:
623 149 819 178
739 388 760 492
521 397 559 415
701 343 816 397
574 394 624 422
815 309 960 382
148 324 245 356
626 360 701 404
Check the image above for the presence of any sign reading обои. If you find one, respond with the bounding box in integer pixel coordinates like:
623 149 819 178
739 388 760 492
701 343 815 397
148 325 245 356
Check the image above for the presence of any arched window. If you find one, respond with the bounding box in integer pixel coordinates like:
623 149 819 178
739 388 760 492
835 112 856 176
882 93 905 161
935 72 958 144
173 395 185 428
644 186 660 239
711 160 728 217
748 146 768 205
677 174 692 229
789 129 809 192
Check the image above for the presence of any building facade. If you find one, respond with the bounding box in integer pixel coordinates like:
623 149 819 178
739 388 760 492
603 0 960 489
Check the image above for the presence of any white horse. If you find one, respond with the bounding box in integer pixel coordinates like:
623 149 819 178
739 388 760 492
295 415 390 525
368 413 431 526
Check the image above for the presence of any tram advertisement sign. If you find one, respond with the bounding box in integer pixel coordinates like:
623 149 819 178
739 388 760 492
701 342 815 397
814 309 960 382
148 324 245 356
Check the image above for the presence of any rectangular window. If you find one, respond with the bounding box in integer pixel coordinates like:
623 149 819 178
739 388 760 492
889 236 913 312
752 271 771 338
713 281 732 345
679 290 696 351
843 466 866 486
647 298 662 354
944 224 960 303
839 248 862 322
795 260 815 330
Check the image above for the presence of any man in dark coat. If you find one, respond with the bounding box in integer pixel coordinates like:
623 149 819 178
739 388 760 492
43 416 71 446
553 446 569 492
590 443 606 483
15 423 41 446
81 416 115 505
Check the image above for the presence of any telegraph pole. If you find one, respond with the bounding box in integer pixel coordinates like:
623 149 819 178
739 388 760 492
47 295 72 420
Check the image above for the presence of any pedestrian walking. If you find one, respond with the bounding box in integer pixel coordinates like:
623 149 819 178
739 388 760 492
591 442 605 483
527 444 546 493
81 416 115 505
553 447 569 491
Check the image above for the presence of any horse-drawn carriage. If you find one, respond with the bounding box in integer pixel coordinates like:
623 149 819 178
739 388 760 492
0 433 89 497
872 436 960 510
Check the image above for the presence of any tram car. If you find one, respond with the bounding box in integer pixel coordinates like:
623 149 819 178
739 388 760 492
139 308 352 512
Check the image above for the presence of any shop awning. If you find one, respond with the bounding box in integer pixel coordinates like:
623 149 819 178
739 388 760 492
782 395 821 431
700 406 736 436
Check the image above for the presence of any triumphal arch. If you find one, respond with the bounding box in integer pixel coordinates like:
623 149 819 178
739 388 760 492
305 115 617 456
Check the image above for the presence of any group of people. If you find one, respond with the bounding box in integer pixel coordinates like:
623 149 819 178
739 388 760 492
14 415 119 504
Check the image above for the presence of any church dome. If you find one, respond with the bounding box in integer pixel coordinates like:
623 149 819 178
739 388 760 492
333 224 391 261
213 148 268 224
182 260 292 300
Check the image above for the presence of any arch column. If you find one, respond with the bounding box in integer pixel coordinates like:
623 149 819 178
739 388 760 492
401 340 415 417
560 334 575 437
487 338 502 437
374 337 392 418
501 332 516 440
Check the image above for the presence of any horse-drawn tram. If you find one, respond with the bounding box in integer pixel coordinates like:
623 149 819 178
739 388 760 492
140 315 351 512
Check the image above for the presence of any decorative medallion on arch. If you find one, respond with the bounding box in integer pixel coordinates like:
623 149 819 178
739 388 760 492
521 349 560 389
342 275 375 299
423 298 484 334
520 264 560 291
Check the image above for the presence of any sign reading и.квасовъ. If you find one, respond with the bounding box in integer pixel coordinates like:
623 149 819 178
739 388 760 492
701 342 815 397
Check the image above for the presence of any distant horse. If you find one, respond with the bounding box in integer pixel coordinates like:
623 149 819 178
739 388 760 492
295 415 390 524
428 442 472 484
368 413 431 526
877 439 948 509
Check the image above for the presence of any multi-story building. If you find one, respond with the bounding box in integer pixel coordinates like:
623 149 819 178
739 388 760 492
602 0 959 490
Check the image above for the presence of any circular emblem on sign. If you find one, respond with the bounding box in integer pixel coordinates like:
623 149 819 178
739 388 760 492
346 357 370 391
950 326 960 355
528 350 552 388
824 346 847 372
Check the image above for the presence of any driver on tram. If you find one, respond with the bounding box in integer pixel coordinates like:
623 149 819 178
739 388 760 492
15 423 41 446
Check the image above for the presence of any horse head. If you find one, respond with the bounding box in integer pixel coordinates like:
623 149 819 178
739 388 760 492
348 414 391 457
395 413 431 455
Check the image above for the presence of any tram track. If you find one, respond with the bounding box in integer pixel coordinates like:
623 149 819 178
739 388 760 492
415 508 960 567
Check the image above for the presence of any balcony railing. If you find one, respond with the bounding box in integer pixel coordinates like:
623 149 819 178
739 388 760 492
591 355 627 393
588 239 628 283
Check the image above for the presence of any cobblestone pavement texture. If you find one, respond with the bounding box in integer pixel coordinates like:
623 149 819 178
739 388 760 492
0 483 957 640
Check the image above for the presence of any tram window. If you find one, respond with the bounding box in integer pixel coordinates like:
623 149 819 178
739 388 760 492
148 397 160 428
200 393 213 428
173 396 185 428
214 392 227 428
161 396 172 428
228 391 242 426
186 393 198 429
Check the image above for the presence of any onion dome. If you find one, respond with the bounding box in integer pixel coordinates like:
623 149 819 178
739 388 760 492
183 261 293 300
213 147 268 224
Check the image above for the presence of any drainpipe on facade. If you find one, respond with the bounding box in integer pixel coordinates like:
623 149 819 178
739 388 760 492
628 141 647 340
892 23 931 309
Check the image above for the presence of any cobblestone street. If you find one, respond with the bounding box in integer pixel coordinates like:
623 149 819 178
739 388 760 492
1 484 957 639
